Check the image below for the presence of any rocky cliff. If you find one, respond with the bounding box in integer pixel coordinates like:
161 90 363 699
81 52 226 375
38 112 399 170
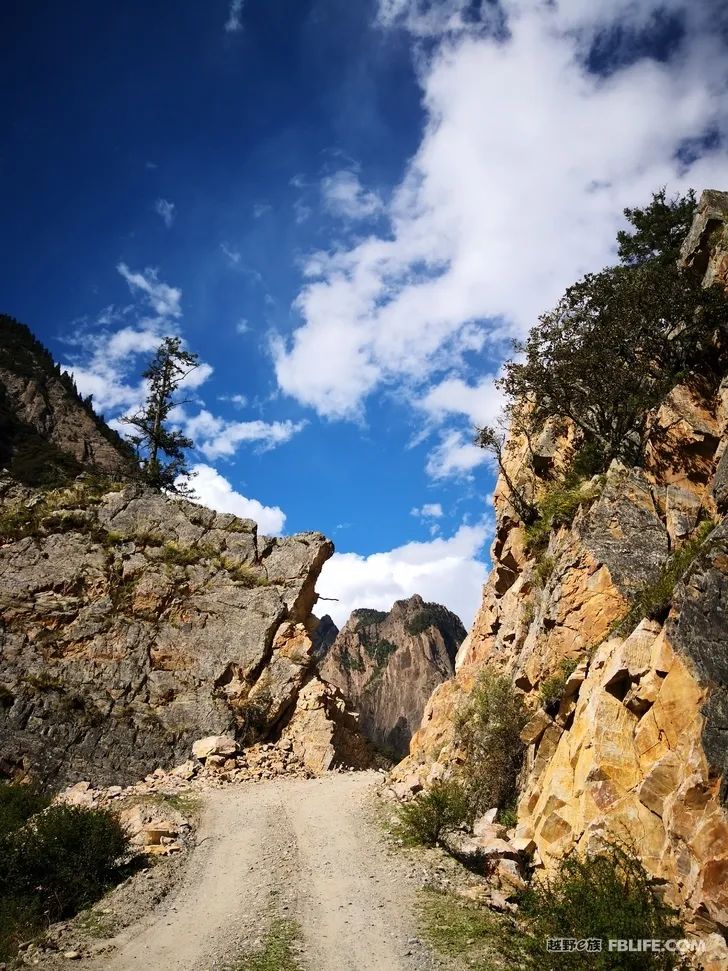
396 190 728 964
0 315 135 484
320 595 465 758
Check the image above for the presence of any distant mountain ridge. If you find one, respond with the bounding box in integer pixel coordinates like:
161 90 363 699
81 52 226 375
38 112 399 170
0 314 135 486
319 595 466 758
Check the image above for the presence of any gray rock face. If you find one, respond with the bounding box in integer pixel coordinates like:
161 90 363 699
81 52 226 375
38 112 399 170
319 595 465 758
667 519 728 800
579 466 669 594
0 479 334 786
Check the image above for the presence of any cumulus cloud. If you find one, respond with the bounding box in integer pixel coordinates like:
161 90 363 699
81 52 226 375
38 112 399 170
180 408 306 460
154 198 175 228
273 0 728 429
188 464 286 534
225 0 244 33
317 520 491 628
321 170 383 220
411 502 443 519
65 265 203 413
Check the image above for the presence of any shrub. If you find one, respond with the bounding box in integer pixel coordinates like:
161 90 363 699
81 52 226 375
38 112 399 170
365 639 398 668
539 658 579 712
0 804 130 960
534 554 555 587
353 608 387 629
453 672 528 821
0 804 129 919
0 783 50 840
395 779 470 846
517 842 690 969
525 476 602 553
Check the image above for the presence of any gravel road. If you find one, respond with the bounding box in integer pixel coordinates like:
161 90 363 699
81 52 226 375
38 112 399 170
83 772 437 971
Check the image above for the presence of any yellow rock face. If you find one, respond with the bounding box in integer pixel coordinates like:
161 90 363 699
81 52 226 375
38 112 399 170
396 191 728 958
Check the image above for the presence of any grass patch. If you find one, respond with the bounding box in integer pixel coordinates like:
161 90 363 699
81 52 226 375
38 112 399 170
534 554 555 587
224 918 303 971
418 888 516 969
75 908 119 939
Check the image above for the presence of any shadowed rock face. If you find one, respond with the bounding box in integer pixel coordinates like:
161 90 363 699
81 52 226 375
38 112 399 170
0 478 348 786
319 595 466 758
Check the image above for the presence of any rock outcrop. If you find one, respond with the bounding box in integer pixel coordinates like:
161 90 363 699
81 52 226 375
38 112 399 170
0 476 374 785
396 189 728 963
320 595 465 758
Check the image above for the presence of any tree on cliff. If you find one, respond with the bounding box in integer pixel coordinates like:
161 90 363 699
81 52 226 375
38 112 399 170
122 337 198 492
493 189 728 470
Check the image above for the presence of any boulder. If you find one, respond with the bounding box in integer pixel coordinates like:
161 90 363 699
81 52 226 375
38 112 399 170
192 735 238 760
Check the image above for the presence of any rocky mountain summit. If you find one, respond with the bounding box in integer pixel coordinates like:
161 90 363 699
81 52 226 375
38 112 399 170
394 189 728 967
319 595 465 758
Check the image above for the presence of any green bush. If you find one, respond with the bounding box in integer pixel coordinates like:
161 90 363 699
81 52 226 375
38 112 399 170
0 783 50 840
539 658 579 712
353 608 387 629
0 804 129 918
0 804 130 959
517 842 690 969
453 672 528 821
534 554 556 587
395 779 470 846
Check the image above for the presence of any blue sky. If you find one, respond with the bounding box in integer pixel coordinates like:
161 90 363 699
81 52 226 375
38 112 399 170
2 0 727 627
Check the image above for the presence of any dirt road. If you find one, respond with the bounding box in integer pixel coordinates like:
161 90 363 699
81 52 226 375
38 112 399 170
88 772 437 971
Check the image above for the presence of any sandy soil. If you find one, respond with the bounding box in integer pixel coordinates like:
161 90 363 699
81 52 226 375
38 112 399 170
65 772 438 971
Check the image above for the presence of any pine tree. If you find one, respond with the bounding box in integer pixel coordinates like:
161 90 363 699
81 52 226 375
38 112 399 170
122 337 199 492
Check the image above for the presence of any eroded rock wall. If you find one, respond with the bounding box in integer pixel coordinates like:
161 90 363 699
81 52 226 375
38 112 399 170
397 189 728 954
0 478 372 785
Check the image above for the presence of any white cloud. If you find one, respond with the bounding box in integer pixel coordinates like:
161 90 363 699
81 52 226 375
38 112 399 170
225 0 244 33
419 374 504 427
426 429 487 480
221 242 242 266
273 0 728 426
154 198 175 228
321 170 383 220
188 464 285 534
65 266 206 414
317 520 491 628
235 318 249 334
218 393 248 408
411 502 443 518
117 263 182 318
180 408 306 459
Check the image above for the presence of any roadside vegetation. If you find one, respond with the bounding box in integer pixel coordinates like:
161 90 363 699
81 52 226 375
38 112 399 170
418 842 690 971
0 782 132 962
396 672 527 846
